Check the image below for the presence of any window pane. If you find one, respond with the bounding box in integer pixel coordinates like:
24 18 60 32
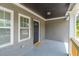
5 20 10 27
26 18 29 23
0 10 4 19
20 17 24 27
0 21 4 27
0 28 10 45
24 22 28 27
24 18 29 27
20 22 24 27
24 18 27 23
5 11 10 20
0 10 11 27
20 17 24 22
0 10 4 27
20 29 29 40
5 11 10 27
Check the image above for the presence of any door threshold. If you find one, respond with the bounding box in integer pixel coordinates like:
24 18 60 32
34 41 40 47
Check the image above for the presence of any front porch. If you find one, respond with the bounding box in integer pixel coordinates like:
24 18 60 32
0 40 68 56
0 3 79 56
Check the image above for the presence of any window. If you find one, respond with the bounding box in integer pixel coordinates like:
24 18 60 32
75 13 79 39
0 6 13 48
18 14 30 42
76 16 79 37
75 12 79 41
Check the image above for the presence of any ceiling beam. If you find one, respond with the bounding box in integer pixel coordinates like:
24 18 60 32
46 16 65 21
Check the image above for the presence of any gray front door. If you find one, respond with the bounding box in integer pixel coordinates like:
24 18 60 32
33 21 39 44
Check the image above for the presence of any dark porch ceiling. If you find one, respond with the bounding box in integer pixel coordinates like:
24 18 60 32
21 3 70 19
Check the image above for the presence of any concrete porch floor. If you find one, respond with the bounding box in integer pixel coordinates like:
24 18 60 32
23 40 68 56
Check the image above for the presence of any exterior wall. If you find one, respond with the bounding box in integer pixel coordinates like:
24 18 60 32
45 19 69 42
0 3 45 55
69 3 79 39
69 4 79 55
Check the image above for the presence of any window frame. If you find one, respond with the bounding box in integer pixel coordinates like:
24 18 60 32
18 13 31 42
0 6 14 48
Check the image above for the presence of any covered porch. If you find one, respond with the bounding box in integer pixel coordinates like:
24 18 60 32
0 3 78 56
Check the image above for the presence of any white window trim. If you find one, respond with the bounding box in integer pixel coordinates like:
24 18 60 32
18 13 31 42
33 19 40 42
0 6 14 48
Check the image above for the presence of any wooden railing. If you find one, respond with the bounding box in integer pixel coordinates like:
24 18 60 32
71 39 79 56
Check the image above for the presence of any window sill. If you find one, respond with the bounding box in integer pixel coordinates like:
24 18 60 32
18 37 30 43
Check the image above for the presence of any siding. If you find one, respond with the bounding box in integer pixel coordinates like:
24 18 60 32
45 19 69 42
0 3 45 55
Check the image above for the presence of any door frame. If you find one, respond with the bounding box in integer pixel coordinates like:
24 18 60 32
33 19 40 43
